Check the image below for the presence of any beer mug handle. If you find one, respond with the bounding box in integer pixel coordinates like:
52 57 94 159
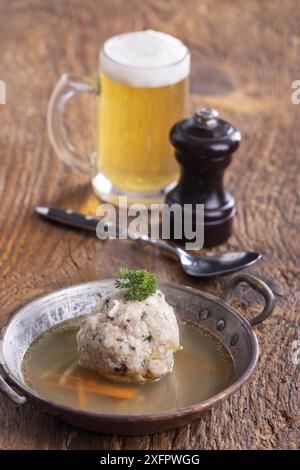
47 74 97 175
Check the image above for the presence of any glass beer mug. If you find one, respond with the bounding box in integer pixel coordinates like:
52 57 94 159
47 30 190 204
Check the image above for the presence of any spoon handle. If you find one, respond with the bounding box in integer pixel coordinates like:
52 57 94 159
137 234 181 259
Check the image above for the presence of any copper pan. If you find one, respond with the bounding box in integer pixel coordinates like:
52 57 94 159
0 274 275 435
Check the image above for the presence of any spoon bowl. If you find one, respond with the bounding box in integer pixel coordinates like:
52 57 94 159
138 235 261 278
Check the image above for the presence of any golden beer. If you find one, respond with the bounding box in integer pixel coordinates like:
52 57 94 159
47 30 190 204
97 74 188 192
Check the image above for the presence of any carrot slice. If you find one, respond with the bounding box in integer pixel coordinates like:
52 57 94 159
77 380 86 409
47 374 138 400
59 361 78 384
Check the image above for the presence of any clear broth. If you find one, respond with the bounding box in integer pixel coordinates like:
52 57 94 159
22 317 234 414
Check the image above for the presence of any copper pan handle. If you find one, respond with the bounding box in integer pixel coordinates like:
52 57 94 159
0 332 27 405
0 373 27 405
225 273 275 327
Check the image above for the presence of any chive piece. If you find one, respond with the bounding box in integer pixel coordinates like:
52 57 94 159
143 334 153 342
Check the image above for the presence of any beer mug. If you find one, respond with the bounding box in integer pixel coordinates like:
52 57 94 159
47 30 190 203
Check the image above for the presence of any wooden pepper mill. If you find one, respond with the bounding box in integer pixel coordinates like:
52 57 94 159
166 107 241 247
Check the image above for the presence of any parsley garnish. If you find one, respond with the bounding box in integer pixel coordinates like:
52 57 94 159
115 268 157 301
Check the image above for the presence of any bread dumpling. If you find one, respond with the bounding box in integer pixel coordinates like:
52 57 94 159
77 283 180 383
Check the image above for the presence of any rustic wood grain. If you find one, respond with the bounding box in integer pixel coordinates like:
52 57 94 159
0 0 299 450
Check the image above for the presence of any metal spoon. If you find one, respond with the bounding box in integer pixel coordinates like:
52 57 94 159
35 206 261 278
137 233 261 278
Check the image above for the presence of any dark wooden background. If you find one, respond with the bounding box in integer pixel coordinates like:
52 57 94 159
0 0 299 450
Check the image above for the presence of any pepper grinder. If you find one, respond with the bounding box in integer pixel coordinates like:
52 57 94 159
166 107 241 247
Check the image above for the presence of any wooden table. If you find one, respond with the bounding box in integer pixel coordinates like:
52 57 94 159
0 0 299 450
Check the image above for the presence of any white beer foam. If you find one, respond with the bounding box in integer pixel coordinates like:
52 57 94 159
100 30 190 88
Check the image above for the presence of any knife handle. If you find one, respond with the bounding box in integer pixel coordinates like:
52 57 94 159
40 207 98 233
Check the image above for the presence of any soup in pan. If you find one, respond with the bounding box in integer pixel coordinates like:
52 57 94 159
22 317 234 415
